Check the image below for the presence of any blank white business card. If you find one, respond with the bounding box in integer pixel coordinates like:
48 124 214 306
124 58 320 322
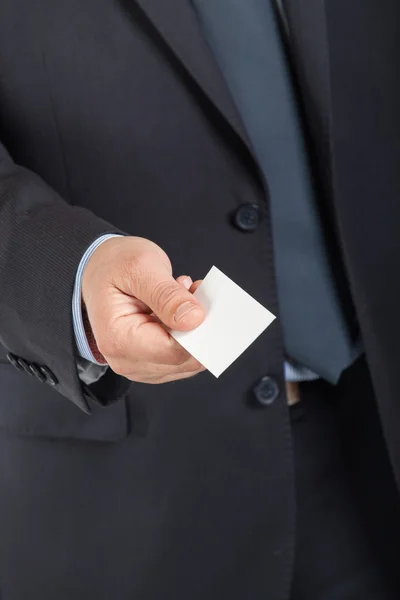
170 266 276 377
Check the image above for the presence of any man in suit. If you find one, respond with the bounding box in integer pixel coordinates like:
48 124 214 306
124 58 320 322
1 0 400 598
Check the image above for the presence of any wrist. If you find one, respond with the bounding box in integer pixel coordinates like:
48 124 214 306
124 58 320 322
81 299 107 365
81 235 125 307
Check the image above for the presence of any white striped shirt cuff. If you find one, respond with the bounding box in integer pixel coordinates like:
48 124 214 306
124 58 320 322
72 233 124 364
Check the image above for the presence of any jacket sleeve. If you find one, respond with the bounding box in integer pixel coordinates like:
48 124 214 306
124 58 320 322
0 142 131 413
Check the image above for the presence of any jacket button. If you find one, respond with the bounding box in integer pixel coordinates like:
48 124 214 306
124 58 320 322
39 365 58 386
16 357 35 376
6 352 25 373
233 203 261 232
28 363 47 383
253 376 280 406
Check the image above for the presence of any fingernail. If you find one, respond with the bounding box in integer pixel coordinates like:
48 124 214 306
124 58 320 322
181 276 193 290
174 301 198 322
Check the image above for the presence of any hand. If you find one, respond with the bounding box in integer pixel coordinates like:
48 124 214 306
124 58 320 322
81 236 206 383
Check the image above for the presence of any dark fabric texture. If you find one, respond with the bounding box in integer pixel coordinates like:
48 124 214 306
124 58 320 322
1 1 400 598
291 364 400 599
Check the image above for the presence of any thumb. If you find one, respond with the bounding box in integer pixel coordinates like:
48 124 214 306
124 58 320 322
135 268 205 331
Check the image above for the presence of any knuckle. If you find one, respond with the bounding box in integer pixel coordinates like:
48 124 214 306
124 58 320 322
96 336 116 359
169 348 190 366
148 242 172 268
186 359 205 372
123 244 170 277
108 360 126 378
120 254 147 288
163 338 190 366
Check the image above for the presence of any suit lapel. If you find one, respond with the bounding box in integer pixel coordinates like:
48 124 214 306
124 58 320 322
133 0 252 152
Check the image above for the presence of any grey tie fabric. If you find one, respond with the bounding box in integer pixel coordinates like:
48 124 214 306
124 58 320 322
190 0 359 383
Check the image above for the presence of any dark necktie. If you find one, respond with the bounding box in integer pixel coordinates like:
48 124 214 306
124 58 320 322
191 0 359 383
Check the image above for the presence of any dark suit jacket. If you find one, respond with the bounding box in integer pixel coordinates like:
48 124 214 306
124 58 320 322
1 1 400 598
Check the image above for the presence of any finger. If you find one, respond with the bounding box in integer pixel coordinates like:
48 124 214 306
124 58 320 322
122 359 206 383
108 313 195 366
108 287 153 315
176 275 193 290
149 366 206 384
110 340 205 379
145 276 192 326
189 280 202 294
133 264 205 331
